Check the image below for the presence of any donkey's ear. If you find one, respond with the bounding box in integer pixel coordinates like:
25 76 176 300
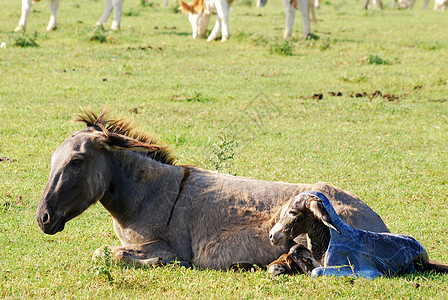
179 1 194 13
95 132 152 152
308 199 341 233
291 194 307 211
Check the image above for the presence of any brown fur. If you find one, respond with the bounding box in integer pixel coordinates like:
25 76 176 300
268 245 318 275
179 0 206 13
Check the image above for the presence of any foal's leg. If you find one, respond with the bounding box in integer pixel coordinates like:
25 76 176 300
94 241 190 267
46 0 59 31
282 0 297 38
97 0 114 28
15 0 33 32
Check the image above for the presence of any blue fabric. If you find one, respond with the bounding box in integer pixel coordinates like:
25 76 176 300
300 191 429 279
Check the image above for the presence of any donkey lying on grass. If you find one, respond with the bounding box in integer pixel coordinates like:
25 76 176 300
15 0 125 32
36 108 389 270
269 191 448 278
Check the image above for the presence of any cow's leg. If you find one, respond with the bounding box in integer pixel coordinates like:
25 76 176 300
94 240 190 267
46 0 59 31
282 0 296 38
15 0 32 32
207 18 222 42
110 0 124 31
297 0 311 38
364 0 370 9
97 0 114 28
214 1 230 42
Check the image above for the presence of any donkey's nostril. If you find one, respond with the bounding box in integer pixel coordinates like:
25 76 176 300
42 212 50 224
269 233 273 240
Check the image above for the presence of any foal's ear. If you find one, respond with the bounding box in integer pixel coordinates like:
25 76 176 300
308 198 341 233
179 1 194 13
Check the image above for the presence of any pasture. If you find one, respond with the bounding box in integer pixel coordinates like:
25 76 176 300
1 0 448 298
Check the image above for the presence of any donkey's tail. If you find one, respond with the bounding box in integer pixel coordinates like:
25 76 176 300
423 260 448 274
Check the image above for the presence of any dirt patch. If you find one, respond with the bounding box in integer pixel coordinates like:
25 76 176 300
0 157 13 163
311 93 323 100
127 45 165 51
348 90 400 101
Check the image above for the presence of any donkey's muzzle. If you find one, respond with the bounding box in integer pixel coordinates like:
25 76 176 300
269 222 286 246
36 208 66 235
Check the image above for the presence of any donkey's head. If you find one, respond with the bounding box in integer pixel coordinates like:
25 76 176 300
179 0 210 39
269 192 339 246
36 128 113 234
36 109 175 235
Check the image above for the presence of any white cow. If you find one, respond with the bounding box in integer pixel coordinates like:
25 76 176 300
179 0 234 42
435 0 448 9
363 0 384 9
392 0 433 8
15 0 124 32
257 0 317 39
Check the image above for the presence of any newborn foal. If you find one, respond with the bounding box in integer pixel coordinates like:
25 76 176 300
269 191 448 278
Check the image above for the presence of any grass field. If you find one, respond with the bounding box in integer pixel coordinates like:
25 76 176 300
1 0 448 298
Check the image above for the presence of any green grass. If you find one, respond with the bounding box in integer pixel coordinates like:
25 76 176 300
1 0 448 298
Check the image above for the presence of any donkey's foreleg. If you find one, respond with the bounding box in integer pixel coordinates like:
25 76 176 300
282 0 296 38
15 0 33 32
46 0 59 31
110 0 124 31
94 241 190 267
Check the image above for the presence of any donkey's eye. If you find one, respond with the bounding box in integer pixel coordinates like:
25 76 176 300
289 210 298 217
70 158 84 167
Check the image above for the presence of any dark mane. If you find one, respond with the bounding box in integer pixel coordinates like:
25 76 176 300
73 108 176 165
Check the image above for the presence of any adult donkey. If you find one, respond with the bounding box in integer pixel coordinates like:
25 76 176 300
36 109 389 270
15 0 124 32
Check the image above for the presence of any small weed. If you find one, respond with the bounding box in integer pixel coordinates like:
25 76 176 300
270 40 294 56
1 201 11 213
319 37 332 51
89 27 108 43
421 41 442 51
123 7 141 17
172 4 181 14
92 246 114 283
237 0 253 6
141 0 155 7
171 91 214 102
209 134 239 173
10 31 39 48
362 54 391 65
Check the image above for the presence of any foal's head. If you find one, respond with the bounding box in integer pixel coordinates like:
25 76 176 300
36 109 174 235
269 192 339 246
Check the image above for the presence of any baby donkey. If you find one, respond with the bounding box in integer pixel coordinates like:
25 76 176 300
269 191 448 278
